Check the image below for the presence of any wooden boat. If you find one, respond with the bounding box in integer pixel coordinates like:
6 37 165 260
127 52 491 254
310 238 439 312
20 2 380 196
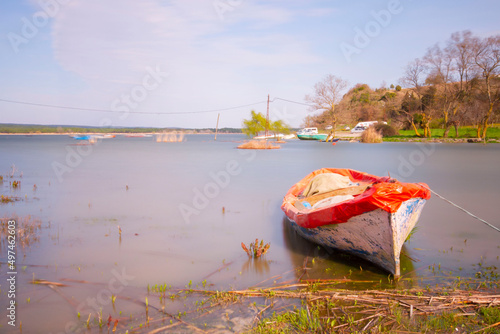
281 168 431 276
296 127 328 141
71 135 91 140
297 133 328 141
319 138 340 143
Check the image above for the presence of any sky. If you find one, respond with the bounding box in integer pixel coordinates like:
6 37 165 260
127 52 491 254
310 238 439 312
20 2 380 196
0 0 499 129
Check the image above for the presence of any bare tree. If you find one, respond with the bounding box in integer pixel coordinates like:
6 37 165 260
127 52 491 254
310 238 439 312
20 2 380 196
471 34 500 139
305 74 349 137
446 31 477 137
449 31 476 89
400 58 433 137
401 58 427 96
424 43 456 137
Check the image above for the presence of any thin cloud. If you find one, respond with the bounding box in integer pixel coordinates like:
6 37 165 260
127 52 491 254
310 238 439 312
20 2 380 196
50 0 321 118
305 7 337 17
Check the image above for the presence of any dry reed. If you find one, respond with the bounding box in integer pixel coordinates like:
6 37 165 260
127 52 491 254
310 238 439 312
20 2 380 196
237 140 280 149
360 126 383 143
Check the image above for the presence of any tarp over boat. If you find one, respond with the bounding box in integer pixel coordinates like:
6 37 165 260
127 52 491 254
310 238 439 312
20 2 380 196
281 168 431 228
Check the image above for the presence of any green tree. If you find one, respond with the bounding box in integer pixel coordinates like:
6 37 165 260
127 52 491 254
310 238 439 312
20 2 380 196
242 111 291 138
271 120 291 135
242 110 267 137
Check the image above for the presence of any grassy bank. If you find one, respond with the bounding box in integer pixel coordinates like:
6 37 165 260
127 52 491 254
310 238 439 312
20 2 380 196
118 279 500 333
250 284 500 333
387 126 500 141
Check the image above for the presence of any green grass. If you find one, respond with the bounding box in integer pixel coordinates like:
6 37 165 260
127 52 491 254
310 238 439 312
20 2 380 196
253 307 323 333
479 306 500 325
424 311 473 332
390 126 500 139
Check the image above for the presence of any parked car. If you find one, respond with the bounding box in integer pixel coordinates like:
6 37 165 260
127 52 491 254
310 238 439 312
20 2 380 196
350 121 386 133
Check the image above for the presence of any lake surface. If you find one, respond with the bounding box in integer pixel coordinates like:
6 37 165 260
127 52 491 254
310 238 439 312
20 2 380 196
1 134 499 333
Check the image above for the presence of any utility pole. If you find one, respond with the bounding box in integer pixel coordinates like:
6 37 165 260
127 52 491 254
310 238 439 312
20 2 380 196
214 113 220 141
265 94 270 138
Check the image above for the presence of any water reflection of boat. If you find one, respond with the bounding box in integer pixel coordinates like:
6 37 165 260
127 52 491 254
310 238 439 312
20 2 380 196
281 168 430 277
281 217 417 284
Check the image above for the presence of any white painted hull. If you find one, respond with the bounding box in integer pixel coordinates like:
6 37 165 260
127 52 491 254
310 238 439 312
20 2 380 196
254 134 281 140
287 198 426 276
253 133 295 140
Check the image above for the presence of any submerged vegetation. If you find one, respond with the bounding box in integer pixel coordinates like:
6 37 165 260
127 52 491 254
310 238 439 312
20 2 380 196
0 215 44 248
1 165 25 203
241 239 271 258
1 195 21 203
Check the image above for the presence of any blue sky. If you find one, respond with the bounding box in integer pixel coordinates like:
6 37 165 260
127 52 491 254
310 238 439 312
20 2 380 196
1 0 499 128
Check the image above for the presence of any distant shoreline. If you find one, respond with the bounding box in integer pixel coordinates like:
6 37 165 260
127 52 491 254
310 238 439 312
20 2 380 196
0 132 237 136
0 124 244 135
2 132 497 143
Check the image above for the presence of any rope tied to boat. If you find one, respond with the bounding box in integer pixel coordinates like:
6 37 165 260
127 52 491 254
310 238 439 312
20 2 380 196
420 184 500 233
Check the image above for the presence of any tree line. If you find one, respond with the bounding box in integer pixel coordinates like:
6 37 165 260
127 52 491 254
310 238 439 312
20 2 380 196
304 31 500 139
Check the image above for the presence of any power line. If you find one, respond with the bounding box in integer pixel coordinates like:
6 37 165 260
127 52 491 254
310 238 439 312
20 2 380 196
272 97 313 107
0 98 267 115
0 96 313 115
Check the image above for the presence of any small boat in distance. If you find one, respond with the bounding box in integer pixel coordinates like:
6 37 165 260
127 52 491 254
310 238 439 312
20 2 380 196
125 134 153 138
319 138 340 143
254 133 296 140
281 168 431 276
93 134 116 139
71 135 91 140
296 127 328 141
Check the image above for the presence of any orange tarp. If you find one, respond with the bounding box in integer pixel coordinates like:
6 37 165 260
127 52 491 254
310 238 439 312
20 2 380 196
281 168 431 228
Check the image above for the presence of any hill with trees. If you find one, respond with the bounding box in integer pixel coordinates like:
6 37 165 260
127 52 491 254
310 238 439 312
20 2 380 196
304 30 500 140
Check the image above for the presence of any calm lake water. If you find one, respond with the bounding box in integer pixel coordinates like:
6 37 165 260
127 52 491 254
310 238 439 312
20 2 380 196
1 134 499 333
